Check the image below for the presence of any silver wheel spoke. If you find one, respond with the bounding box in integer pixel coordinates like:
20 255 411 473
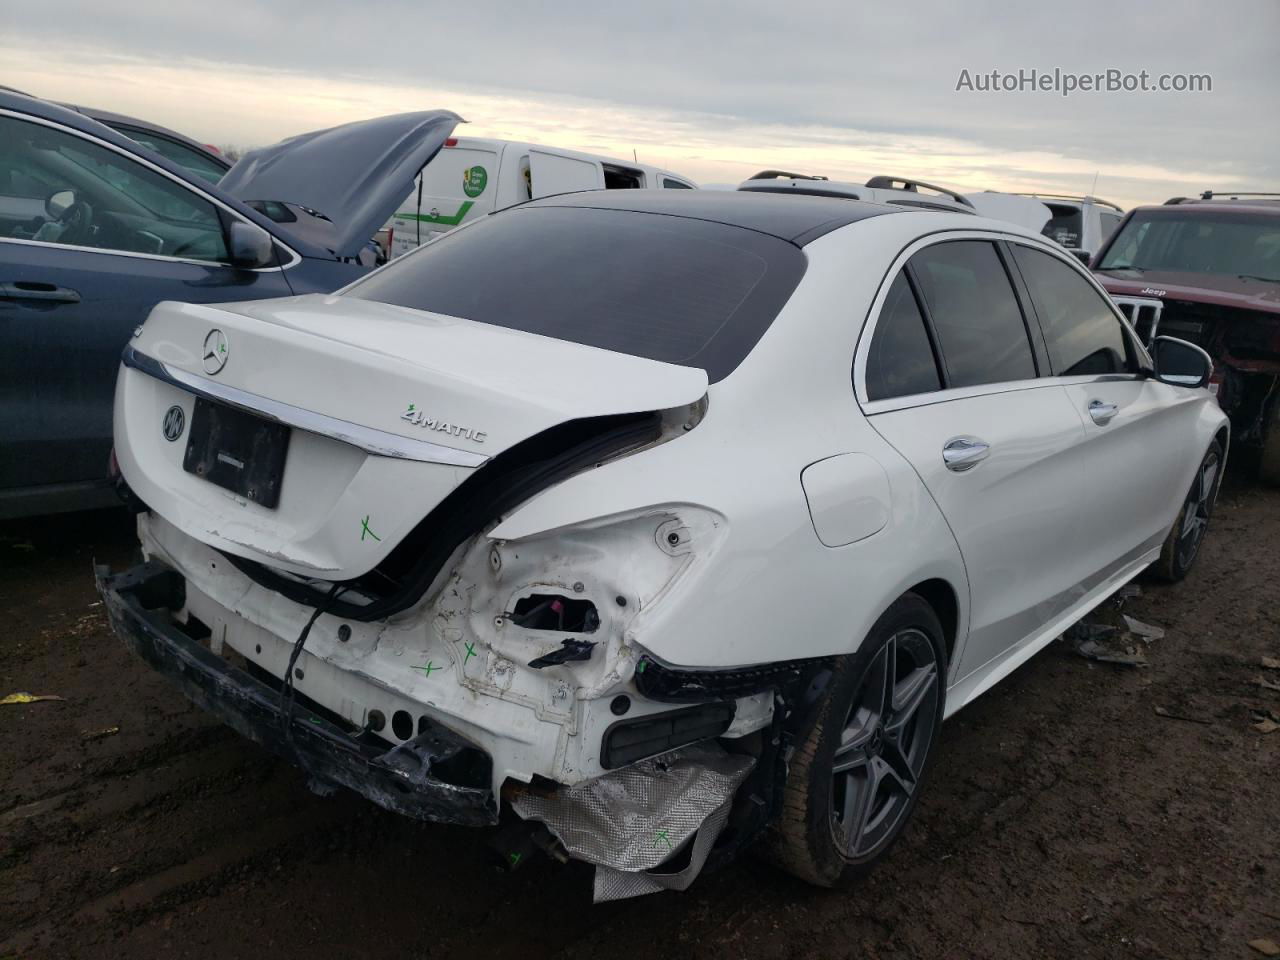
890 662 937 720
862 639 893 720
842 757 883 854
881 732 921 785
1200 460 1219 507
832 734 872 775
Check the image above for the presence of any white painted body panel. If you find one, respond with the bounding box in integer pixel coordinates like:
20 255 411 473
866 382 1088 678
799 454 891 547
963 193 1052 233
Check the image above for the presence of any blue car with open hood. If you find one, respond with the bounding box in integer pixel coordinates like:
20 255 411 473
0 90 459 517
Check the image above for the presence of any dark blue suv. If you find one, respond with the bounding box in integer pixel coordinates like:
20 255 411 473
0 91 458 517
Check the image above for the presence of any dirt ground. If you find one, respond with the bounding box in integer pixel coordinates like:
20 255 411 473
1 470 1278 960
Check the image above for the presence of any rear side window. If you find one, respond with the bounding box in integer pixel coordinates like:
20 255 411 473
1042 203 1084 248
909 241 1037 388
865 273 941 400
1098 210 1122 242
346 206 806 382
1011 245 1131 376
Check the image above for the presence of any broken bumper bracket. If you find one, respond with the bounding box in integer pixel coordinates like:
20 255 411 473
96 561 497 827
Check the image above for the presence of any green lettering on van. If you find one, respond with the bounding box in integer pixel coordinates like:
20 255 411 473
394 200 475 226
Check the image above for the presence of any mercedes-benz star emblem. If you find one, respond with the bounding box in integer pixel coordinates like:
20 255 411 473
203 328 229 375
162 405 185 442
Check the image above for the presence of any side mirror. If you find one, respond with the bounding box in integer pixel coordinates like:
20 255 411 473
46 189 76 220
1152 335 1212 388
1070 248 1093 266
228 221 275 269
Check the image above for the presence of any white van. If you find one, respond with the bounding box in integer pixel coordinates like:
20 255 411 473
384 137 696 257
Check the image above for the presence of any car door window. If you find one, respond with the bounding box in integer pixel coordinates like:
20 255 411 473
0 116 229 262
865 272 942 400
909 240 1037 388
1010 244 1132 376
109 124 228 185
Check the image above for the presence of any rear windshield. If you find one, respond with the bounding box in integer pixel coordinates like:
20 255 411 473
345 206 806 382
1041 203 1084 248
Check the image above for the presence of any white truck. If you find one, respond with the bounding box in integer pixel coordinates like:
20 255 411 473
384 137 696 258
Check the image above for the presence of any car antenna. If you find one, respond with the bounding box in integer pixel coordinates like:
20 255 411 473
416 173 424 250
1090 171 1099 196
633 148 638 163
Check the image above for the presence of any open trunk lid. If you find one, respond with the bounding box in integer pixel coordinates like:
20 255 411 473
219 111 461 260
115 295 708 580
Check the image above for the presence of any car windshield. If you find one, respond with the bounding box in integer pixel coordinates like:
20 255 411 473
1098 209 1280 282
345 206 807 382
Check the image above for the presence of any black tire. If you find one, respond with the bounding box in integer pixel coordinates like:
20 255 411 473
763 593 946 887
1152 439 1224 582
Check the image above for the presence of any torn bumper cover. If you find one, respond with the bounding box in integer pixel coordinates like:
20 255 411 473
96 560 496 827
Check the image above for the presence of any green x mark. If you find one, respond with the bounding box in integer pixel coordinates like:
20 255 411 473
464 641 477 664
654 829 672 850
509 852 522 867
360 515 381 542
411 661 441 678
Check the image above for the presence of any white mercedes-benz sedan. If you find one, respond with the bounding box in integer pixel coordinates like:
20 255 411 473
100 191 1227 900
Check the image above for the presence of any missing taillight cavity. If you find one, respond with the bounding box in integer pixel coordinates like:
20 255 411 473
511 594 600 633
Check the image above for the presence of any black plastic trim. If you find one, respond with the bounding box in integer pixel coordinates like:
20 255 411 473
633 653 834 703
600 703 736 769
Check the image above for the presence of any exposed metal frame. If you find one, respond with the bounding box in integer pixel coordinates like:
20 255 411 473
122 345 489 468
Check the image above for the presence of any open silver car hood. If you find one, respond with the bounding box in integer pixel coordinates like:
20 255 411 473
219 110 462 260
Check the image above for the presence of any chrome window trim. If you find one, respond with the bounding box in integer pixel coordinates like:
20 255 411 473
853 228 1150 414
122 345 489 468
859 373 1145 417
1001 235 1152 368
0 108 302 272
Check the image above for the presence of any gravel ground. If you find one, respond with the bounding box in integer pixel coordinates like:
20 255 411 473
1 469 1278 959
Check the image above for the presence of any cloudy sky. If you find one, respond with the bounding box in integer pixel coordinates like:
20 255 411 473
5 0 1277 208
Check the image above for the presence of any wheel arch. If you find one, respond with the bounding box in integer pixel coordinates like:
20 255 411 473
1214 422 1230 455
902 577 960 669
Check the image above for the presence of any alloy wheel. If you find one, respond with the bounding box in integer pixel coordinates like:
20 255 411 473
1176 450 1220 569
830 628 940 859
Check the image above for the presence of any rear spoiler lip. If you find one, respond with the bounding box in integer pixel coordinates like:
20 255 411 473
122 343 488 468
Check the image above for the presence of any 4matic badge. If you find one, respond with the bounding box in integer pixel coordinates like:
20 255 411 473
401 403 486 443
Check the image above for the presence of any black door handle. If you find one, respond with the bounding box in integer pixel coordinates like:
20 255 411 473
0 281 82 304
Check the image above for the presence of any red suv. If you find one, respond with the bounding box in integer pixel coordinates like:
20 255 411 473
1092 192 1280 482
